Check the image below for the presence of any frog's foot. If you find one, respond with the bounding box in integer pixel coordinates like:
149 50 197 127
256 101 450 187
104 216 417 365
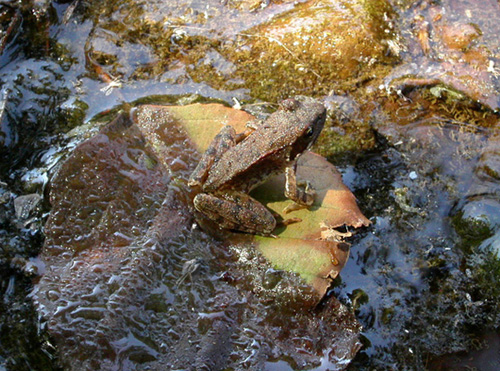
193 192 277 236
284 177 316 211
245 119 262 131
300 180 316 205
282 203 307 214
277 217 302 226
234 119 267 142
285 165 316 207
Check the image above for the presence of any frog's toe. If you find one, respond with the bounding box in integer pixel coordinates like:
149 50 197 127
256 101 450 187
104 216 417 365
298 182 316 206
303 181 316 204
282 203 307 214
285 179 316 207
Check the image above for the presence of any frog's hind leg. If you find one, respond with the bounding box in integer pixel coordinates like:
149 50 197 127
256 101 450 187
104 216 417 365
193 192 277 236
188 125 237 187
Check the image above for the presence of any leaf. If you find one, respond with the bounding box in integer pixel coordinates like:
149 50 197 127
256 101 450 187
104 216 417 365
252 151 369 294
44 113 172 255
134 103 371 295
36 106 364 368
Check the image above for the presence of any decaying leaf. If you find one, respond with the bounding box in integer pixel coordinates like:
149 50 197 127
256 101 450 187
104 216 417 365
251 151 370 294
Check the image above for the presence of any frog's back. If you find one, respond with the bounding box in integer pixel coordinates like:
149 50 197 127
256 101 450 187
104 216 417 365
202 96 326 192
203 128 292 192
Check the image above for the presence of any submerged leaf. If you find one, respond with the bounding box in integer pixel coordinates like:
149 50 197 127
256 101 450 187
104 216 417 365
36 104 364 369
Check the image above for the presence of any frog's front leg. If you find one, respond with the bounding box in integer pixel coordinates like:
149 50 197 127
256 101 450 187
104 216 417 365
283 161 316 213
234 119 263 142
193 191 277 236
188 125 237 187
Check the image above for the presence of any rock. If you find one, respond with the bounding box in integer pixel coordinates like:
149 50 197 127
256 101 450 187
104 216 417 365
236 0 396 99
438 23 479 51
13 193 42 220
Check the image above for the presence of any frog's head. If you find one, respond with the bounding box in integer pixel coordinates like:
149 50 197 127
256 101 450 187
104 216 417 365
282 96 326 160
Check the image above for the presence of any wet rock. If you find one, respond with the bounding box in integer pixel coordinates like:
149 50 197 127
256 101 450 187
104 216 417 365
477 133 500 183
453 198 500 244
13 193 42 221
438 23 480 51
430 331 500 371
324 95 361 126
0 184 12 225
0 4 21 55
386 0 500 110
451 132 500 246
0 184 44 268
233 0 396 100
478 152 500 181
316 94 376 157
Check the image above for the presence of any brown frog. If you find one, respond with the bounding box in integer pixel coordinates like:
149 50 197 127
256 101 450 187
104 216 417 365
188 96 326 236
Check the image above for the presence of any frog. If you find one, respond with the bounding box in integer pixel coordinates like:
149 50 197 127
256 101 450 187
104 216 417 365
188 96 326 236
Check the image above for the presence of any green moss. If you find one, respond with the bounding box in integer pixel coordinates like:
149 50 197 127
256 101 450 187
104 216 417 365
129 94 228 108
314 118 376 159
452 211 494 249
63 99 89 132
381 306 395 325
471 250 500 300
482 164 500 180
358 0 397 37
218 0 397 102
381 83 499 129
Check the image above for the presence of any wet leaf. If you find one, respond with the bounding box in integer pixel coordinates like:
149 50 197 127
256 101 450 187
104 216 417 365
136 103 371 295
37 108 362 369
43 114 172 255
252 152 370 294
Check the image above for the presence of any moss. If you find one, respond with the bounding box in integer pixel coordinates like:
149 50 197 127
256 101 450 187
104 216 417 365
482 164 500 180
380 84 499 129
452 210 494 249
471 250 500 301
358 0 397 36
381 306 395 325
130 94 227 108
350 289 370 311
218 0 397 102
62 99 89 132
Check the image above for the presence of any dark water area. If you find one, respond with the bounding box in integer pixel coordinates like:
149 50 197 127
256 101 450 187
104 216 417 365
1 0 500 370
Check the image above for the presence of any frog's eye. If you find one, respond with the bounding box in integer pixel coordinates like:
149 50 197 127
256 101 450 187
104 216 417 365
305 127 315 137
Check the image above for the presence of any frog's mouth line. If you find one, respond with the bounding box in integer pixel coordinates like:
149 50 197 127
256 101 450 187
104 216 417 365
306 112 327 151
